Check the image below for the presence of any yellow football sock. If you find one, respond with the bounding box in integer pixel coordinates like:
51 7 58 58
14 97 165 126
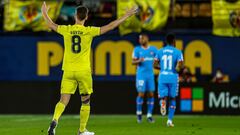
53 102 66 122
79 104 90 132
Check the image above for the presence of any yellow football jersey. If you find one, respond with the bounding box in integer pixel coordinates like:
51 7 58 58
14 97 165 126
57 25 100 71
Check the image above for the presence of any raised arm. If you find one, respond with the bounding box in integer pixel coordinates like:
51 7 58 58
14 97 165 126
100 6 138 35
41 1 58 32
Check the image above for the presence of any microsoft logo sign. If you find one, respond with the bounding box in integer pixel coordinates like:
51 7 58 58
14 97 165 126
180 87 204 112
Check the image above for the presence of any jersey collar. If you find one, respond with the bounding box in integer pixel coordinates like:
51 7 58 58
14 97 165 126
166 44 174 48
141 45 149 50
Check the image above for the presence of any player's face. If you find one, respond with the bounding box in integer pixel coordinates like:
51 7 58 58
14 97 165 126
139 35 149 45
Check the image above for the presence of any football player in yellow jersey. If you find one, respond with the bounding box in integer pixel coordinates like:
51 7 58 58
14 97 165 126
41 1 138 135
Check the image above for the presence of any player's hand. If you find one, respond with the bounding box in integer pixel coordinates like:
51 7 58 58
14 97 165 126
139 58 144 62
125 6 139 17
41 1 50 13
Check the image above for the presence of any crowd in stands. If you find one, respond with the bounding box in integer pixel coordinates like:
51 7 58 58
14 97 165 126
178 66 230 83
211 68 229 83
58 0 116 26
0 0 212 31
0 0 233 83
179 66 194 83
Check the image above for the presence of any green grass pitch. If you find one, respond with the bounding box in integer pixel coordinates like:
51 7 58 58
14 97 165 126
0 115 239 135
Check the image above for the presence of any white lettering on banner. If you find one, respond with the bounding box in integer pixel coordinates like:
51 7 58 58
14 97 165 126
231 96 239 108
226 92 229 108
209 92 225 108
209 92 240 109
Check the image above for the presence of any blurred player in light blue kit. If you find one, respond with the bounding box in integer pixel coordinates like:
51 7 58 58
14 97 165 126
132 34 158 123
154 33 183 127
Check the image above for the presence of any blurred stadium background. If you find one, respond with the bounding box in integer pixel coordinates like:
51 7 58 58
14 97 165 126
0 0 240 135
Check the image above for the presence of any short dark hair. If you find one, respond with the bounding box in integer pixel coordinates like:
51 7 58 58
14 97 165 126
76 6 88 21
166 33 175 45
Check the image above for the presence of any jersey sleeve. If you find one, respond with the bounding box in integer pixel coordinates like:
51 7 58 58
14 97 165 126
178 51 184 61
57 25 68 35
89 26 100 37
132 48 139 59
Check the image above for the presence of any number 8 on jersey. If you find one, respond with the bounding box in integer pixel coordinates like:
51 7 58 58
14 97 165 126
72 35 81 53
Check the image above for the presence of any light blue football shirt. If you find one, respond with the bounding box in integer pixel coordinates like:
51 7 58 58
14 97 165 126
155 45 183 83
132 45 158 77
